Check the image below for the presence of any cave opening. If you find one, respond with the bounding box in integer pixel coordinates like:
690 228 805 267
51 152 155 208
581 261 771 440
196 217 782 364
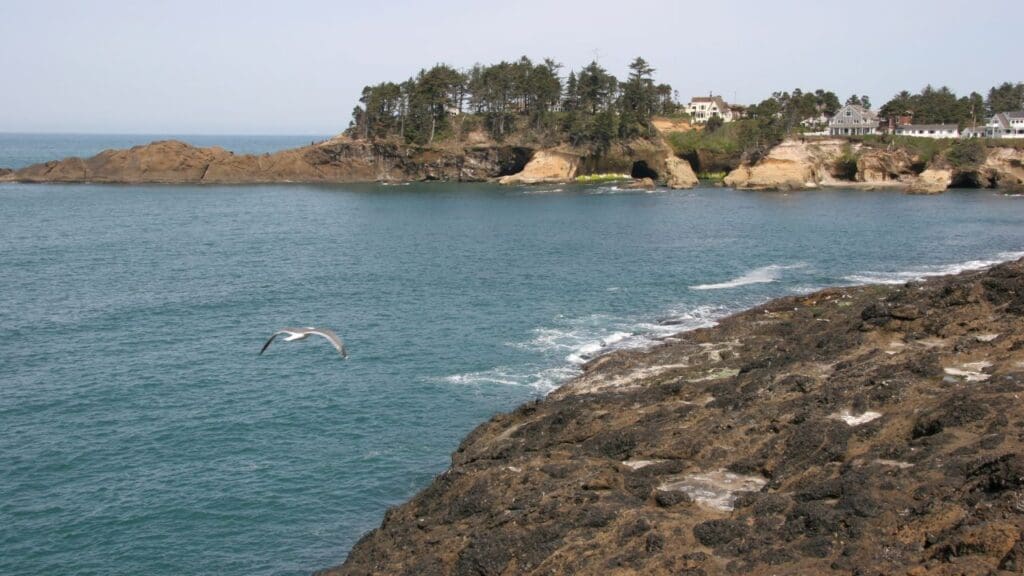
631 160 659 180
949 172 988 189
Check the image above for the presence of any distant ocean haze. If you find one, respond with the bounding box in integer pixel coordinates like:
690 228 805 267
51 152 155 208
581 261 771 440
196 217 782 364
2 135 1024 575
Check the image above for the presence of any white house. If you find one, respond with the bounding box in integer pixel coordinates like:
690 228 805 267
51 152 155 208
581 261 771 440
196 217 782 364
686 95 734 124
829 104 879 136
984 111 1024 138
894 124 960 139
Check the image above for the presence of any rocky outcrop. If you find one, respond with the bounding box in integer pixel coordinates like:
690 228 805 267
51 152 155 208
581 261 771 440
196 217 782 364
4 138 534 185
664 155 699 189
724 139 848 190
980 147 1024 190
497 141 700 189
908 168 954 194
856 148 918 185
322 258 1024 575
497 150 580 185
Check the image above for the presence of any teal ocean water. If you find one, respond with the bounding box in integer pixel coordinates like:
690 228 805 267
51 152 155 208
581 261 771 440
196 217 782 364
2 135 1024 575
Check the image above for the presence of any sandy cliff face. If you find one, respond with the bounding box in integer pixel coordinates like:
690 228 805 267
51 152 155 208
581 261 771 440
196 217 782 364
496 140 700 189
723 139 1024 193
498 150 580 184
323 259 1024 575
723 139 848 190
980 148 1024 190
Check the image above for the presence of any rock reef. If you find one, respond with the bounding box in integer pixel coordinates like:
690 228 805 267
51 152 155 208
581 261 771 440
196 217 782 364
0 138 535 185
322 259 1024 575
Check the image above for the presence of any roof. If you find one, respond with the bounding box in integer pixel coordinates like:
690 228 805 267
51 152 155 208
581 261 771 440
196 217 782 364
896 124 959 131
689 95 731 111
841 104 877 118
1004 111 1024 119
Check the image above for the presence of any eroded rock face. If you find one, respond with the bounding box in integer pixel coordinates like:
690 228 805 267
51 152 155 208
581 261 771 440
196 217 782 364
981 147 1024 190
724 139 847 191
856 148 917 184
664 155 699 189
497 150 580 185
322 259 1024 576
908 168 954 194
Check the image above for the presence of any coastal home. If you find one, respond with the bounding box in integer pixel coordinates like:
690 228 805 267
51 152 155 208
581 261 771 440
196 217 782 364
894 124 960 139
800 112 832 135
829 104 879 136
984 111 1024 138
686 95 734 124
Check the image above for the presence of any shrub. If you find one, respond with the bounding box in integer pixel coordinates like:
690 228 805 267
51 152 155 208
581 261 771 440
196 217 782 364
946 139 987 171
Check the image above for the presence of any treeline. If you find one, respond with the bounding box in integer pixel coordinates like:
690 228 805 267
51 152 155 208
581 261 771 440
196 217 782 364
348 56 678 150
879 82 1023 126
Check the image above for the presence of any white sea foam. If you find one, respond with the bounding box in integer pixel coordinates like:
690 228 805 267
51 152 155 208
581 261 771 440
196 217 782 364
844 251 1024 285
441 365 579 395
441 305 732 394
691 263 808 291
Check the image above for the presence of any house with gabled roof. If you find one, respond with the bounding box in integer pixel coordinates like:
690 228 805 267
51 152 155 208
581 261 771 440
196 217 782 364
686 95 734 124
829 104 879 136
984 111 1024 138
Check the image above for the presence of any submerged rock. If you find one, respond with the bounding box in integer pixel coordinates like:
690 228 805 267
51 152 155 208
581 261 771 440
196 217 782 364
321 258 1024 575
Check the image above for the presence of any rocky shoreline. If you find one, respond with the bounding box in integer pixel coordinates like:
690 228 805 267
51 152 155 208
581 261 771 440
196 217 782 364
0 136 699 189
320 259 1024 575
2 136 1021 194
723 139 1024 194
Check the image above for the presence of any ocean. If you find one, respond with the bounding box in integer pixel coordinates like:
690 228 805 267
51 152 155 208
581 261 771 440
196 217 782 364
2 134 1024 575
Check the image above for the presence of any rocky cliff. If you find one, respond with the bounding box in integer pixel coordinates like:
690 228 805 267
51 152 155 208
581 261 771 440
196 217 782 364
724 139 1024 193
322 259 1024 575
1 136 700 189
0 138 534 185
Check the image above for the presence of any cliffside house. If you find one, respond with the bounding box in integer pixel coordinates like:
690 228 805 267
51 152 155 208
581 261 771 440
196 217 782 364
894 124 960 139
984 111 1024 138
829 104 879 136
686 95 734 124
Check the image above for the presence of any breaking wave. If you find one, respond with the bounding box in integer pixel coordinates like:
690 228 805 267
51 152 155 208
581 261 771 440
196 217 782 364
441 305 730 394
844 251 1024 285
691 263 808 290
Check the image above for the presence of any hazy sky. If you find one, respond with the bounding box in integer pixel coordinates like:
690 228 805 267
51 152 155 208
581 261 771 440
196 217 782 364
1 0 1020 134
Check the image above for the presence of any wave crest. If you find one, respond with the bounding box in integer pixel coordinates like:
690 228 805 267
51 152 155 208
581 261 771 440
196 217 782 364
691 263 808 290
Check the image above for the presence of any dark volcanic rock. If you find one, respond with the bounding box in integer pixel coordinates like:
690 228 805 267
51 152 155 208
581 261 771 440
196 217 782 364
320 260 1024 576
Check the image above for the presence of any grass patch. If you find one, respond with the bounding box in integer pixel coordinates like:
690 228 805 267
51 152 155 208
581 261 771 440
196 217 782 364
575 173 630 183
667 124 743 156
698 171 728 181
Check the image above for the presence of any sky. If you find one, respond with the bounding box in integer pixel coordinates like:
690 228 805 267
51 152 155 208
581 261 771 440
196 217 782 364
0 0 1020 135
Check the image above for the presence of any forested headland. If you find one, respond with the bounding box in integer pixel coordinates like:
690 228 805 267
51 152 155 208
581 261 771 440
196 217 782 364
346 56 677 152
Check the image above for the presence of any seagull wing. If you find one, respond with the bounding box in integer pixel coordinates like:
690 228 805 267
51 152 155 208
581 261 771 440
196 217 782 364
259 329 300 355
308 328 348 358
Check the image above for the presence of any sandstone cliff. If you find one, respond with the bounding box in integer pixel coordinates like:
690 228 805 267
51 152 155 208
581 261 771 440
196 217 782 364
498 150 580 185
322 259 1024 575
980 148 1024 190
723 138 1023 193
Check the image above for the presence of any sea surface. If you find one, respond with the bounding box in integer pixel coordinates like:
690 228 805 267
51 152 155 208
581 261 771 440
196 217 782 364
2 135 1024 575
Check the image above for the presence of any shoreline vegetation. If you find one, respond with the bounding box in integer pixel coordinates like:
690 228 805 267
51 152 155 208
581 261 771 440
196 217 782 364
1 60 1022 192
321 257 1024 575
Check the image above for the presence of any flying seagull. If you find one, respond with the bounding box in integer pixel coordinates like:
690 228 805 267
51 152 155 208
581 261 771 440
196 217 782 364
260 327 348 358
